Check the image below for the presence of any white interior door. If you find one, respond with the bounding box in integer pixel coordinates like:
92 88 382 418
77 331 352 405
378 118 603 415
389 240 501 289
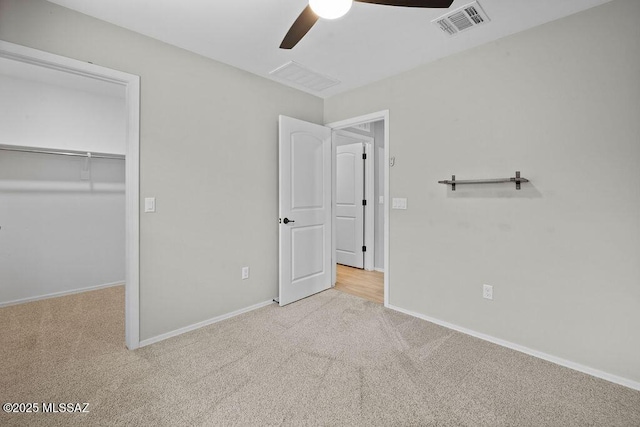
335 142 364 268
279 115 332 306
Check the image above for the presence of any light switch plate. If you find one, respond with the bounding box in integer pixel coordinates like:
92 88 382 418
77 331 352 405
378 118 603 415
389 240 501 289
144 197 156 213
392 198 407 210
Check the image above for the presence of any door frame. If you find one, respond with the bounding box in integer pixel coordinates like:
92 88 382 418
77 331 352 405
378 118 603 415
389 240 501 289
0 41 142 349
333 130 375 271
327 111 390 307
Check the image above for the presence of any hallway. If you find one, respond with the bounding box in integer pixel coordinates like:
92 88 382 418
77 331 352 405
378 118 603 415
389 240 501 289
334 264 383 304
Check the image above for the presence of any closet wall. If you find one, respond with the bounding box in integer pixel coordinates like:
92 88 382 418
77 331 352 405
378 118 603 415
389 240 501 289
0 63 126 306
0 60 126 153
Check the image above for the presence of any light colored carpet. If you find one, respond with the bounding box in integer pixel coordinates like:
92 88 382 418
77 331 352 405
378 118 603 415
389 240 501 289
1 285 639 426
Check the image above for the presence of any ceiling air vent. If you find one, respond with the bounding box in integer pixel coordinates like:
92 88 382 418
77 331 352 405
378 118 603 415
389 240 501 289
269 61 340 92
433 1 490 36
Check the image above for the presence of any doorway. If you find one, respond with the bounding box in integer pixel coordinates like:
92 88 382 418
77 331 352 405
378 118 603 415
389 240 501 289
0 41 141 349
328 113 389 306
334 130 371 270
277 112 389 308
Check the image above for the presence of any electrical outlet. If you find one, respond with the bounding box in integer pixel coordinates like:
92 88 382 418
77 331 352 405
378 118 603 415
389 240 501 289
144 197 156 213
241 266 250 280
483 284 493 300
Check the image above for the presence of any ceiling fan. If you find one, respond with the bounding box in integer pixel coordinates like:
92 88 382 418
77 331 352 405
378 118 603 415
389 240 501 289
280 0 455 49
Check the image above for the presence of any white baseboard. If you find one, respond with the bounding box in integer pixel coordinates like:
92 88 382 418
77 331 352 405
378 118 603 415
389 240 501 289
374 268 385 273
0 281 124 308
387 304 640 392
139 298 276 348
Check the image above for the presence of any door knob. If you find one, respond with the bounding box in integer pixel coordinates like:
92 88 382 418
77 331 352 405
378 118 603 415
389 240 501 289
283 218 295 224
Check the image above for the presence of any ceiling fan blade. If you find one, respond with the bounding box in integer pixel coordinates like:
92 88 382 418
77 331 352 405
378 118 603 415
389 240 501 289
280 5 319 49
354 0 454 7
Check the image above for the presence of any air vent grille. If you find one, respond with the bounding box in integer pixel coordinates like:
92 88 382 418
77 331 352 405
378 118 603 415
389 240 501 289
448 11 474 32
466 6 485 25
269 61 340 92
436 19 457 36
433 1 490 36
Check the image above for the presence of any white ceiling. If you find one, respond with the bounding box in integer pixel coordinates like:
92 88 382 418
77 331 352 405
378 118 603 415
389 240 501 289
46 0 611 98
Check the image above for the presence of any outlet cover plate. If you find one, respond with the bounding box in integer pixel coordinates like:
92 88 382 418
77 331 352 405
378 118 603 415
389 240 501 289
144 197 156 213
483 284 493 300
392 198 407 210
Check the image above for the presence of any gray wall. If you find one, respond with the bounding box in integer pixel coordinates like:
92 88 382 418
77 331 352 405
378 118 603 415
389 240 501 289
0 0 323 340
0 151 125 305
325 0 640 383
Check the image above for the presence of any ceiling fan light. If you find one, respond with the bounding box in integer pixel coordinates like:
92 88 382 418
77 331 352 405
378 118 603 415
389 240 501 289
309 0 353 20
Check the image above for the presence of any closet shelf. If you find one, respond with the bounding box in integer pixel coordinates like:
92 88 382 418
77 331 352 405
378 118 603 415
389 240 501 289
0 144 124 160
438 171 529 191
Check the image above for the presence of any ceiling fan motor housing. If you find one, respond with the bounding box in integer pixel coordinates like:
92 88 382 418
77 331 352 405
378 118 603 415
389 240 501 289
309 0 354 20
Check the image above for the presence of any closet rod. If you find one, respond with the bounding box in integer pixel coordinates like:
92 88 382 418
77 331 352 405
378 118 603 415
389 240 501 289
0 144 124 160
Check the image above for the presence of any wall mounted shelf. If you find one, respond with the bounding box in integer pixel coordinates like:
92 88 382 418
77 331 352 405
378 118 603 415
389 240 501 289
438 171 529 191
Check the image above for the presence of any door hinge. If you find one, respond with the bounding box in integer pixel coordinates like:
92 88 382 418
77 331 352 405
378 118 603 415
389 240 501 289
362 246 367 252
362 200 367 206
362 153 367 160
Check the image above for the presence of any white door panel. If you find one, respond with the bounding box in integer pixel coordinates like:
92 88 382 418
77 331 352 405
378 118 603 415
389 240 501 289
291 135 325 209
336 217 356 252
336 153 356 204
335 140 364 268
279 116 332 306
291 225 325 281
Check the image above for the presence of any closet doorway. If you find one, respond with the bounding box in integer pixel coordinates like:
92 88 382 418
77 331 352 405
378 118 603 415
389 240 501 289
0 41 140 349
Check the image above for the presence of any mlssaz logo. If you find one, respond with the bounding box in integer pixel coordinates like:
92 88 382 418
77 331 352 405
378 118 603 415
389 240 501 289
42 403 90 413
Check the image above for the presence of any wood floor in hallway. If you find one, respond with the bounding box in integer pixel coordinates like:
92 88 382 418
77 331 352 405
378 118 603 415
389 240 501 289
334 264 384 304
